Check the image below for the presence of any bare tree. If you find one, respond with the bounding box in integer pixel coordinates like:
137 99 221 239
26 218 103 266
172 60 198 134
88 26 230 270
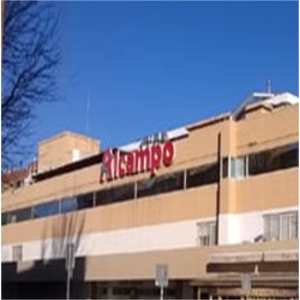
2 1 61 169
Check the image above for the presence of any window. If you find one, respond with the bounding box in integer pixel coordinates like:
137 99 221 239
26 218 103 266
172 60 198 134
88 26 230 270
197 221 216 246
280 212 298 240
137 171 184 199
0 213 8 226
12 245 23 262
186 163 218 189
33 201 59 219
96 183 135 206
264 211 298 241
77 193 94 210
230 157 247 179
61 197 78 214
222 143 299 179
248 150 276 175
280 143 299 169
249 143 299 176
264 214 280 241
8 207 32 223
113 288 130 296
222 157 229 178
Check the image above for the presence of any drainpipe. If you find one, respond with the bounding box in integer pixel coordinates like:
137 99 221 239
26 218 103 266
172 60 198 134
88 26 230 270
215 132 221 245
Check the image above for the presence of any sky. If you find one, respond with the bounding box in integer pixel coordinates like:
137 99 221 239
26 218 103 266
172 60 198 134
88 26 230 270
33 1 299 155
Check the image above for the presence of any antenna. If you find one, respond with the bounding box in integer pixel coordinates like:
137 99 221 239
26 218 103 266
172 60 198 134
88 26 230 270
266 79 272 94
85 91 90 136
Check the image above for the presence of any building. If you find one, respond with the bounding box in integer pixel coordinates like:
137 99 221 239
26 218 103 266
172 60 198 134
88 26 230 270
2 91 299 299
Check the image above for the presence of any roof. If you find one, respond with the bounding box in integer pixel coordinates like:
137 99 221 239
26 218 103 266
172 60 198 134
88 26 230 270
264 92 299 106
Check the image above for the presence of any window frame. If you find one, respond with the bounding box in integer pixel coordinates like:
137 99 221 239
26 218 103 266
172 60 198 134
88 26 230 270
264 211 298 241
197 221 216 246
12 245 23 262
32 200 60 219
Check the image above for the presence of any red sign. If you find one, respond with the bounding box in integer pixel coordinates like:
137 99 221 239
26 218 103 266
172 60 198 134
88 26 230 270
100 140 175 182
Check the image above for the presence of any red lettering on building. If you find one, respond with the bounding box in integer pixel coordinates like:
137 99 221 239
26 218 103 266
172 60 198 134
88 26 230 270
99 141 175 182
119 154 126 178
99 150 114 182
163 140 174 166
135 148 150 173
126 152 135 175
150 144 162 175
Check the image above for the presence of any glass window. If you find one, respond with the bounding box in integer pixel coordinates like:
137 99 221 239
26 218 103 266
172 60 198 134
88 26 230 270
264 211 298 241
222 157 229 178
249 143 299 176
77 193 94 210
280 143 299 169
137 171 184 199
197 221 216 246
33 201 59 219
8 207 32 223
249 151 271 175
280 211 298 240
264 214 280 241
61 197 78 213
187 163 218 189
2 213 8 226
230 157 246 179
96 183 135 206
12 245 23 262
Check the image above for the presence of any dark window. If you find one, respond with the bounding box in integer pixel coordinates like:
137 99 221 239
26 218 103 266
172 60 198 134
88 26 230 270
2 213 8 226
77 193 94 210
61 197 78 213
33 201 59 219
248 149 279 175
113 288 130 296
137 171 184 198
249 143 299 176
136 288 168 297
280 143 298 169
143 289 158 297
222 157 228 178
8 207 32 223
186 163 218 189
96 183 135 206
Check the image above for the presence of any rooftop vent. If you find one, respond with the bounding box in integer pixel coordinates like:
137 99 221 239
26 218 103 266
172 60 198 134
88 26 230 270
264 92 299 107
232 91 298 121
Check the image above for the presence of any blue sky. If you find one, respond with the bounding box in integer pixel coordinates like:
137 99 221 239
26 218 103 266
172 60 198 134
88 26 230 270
34 1 298 154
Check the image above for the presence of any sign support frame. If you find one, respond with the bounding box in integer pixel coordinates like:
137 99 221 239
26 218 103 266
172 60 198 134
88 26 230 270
65 242 75 300
155 264 168 300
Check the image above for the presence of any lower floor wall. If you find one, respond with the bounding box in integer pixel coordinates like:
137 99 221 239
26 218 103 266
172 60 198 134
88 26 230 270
2 280 298 300
2 281 193 300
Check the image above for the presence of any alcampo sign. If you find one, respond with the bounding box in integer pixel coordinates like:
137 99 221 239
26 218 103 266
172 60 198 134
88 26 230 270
100 134 175 182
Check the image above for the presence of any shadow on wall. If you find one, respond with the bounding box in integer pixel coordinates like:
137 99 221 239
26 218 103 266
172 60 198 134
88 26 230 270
2 212 89 299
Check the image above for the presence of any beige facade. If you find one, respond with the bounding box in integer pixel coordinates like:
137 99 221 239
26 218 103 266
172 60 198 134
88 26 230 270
2 93 299 299
38 131 100 173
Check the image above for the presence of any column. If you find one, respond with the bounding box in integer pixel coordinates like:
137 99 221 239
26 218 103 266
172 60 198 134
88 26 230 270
107 286 113 300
